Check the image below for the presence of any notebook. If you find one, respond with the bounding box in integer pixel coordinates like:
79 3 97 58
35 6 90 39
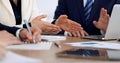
83 4 120 40
7 42 52 50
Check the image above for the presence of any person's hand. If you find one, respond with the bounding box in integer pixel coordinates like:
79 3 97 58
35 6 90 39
93 8 110 32
0 44 7 60
0 30 23 46
19 26 41 43
56 15 83 32
67 30 89 37
31 15 61 34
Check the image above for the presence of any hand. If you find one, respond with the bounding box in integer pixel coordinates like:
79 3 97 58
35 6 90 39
0 44 7 60
19 26 41 43
0 30 23 46
56 15 83 32
93 8 110 32
31 15 61 34
67 30 89 37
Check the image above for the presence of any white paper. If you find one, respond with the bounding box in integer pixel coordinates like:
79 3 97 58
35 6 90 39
7 42 52 50
41 35 66 41
66 41 120 50
0 51 41 63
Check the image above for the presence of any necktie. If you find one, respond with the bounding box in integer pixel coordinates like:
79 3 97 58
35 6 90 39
84 0 93 21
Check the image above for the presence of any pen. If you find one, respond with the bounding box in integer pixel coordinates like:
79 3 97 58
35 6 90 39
54 43 61 48
24 20 36 43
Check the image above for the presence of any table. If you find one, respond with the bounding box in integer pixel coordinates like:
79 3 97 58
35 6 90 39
10 36 120 63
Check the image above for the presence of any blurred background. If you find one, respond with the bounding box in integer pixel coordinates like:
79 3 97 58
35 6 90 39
36 0 58 22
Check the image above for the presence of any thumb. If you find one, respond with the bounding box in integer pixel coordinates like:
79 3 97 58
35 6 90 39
93 20 99 28
60 15 68 19
25 32 33 42
36 15 47 20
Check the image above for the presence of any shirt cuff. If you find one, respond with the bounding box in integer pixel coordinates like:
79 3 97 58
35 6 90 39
64 31 68 36
100 30 105 36
16 29 24 40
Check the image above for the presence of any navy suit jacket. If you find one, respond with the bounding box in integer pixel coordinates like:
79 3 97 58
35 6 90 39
53 0 120 35
0 23 19 36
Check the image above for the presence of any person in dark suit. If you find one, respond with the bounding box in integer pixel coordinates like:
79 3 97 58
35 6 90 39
53 0 120 37
0 23 41 44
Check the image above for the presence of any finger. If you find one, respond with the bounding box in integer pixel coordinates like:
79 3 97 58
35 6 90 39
25 32 33 42
70 20 82 27
55 26 62 31
103 9 108 21
102 8 107 17
83 31 89 36
35 34 41 42
100 8 105 18
76 31 81 37
32 31 41 42
68 20 83 30
31 27 41 42
67 32 72 37
47 25 62 32
79 31 85 37
59 15 68 20
93 20 99 28
71 32 77 37
36 15 47 20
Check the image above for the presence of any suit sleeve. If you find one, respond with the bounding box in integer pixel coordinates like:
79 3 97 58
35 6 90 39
0 23 20 36
52 0 68 34
116 0 120 4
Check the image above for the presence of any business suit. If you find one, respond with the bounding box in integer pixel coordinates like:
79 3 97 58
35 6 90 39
0 0 40 27
53 0 119 35
0 23 19 36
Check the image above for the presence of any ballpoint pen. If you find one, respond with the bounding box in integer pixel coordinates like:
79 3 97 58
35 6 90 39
54 43 61 48
24 20 36 43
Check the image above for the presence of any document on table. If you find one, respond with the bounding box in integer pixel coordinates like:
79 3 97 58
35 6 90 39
0 51 41 63
66 41 120 50
41 35 66 41
7 42 52 50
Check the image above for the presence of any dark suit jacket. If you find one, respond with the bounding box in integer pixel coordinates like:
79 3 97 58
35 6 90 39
0 23 19 36
53 0 120 35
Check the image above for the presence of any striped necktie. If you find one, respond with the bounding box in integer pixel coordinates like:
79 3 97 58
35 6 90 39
84 0 93 22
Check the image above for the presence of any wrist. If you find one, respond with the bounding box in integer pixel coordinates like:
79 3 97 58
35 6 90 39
17 29 25 41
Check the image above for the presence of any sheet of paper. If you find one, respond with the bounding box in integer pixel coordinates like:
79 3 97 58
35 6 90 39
66 41 120 50
7 42 52 50
41 35 66 41
0 51 41 63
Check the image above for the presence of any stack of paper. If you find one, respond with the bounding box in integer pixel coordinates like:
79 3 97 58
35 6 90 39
66 41 120 50
41 35 66 41
7 42 52 50
0 51 41 63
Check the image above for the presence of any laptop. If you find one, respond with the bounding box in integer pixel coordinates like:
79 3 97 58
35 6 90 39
82 4 120 40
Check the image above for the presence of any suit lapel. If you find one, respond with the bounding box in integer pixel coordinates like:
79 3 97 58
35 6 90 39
1 0 14 16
